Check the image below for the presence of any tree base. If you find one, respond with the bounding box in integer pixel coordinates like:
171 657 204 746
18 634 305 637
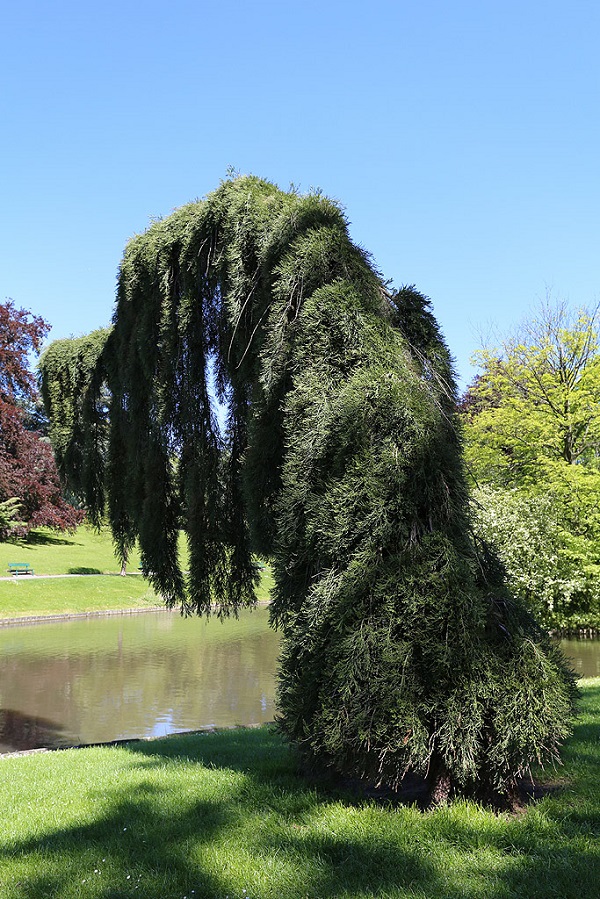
303 762 562 814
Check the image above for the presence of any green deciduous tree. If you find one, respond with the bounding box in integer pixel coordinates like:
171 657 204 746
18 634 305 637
40 177 577 805
462 299 600 630
464 300 600 480
471 485 600 631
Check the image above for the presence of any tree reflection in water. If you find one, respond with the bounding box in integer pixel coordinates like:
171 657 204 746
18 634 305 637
0 708 67 752
0 607 280 752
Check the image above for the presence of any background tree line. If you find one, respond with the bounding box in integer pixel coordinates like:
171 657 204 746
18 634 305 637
0 299 82 538
460 298 600 632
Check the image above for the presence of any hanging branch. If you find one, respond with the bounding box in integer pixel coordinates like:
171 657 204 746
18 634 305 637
40 175 578 807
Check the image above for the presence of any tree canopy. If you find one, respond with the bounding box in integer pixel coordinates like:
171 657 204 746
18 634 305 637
39 176 578 805
39 329 110 528
0 300 83 539
462 300 600 630
463 300 600 482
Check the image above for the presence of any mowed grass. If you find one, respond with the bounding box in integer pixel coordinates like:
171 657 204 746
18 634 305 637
0 680 598 899
0 526 142 576
0 575 161 618
0 526 274 618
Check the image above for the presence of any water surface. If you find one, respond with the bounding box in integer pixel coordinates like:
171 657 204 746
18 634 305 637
0 607 279 753
0 609 597 755
560 637 600 678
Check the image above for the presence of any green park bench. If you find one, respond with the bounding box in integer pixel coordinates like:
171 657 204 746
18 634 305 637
7 562 34 576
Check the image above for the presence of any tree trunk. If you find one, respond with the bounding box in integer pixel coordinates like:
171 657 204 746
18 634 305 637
427 759 453 807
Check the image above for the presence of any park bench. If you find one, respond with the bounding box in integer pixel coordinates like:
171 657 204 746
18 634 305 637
7 562 34 576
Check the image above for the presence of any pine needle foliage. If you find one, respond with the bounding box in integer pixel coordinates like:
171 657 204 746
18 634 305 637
39 176 578 803
39 329 110 527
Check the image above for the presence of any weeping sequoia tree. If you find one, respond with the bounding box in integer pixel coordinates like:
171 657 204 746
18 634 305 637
40 176 578 805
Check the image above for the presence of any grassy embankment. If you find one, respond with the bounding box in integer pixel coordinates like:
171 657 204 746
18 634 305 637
0 526 273 618
0 680 598 898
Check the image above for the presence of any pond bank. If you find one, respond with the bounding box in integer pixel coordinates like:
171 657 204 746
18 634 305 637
0 605 166 627
0 599 271 627
0 564 274 620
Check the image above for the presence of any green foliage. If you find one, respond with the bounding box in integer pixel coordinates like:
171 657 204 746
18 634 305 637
39 329 110 526
39 176 578 802
464 300 600 480
0 497 24 535
462 300 600 630
471 486 600 632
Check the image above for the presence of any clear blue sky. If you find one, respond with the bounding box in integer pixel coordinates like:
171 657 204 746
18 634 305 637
3 0 599 389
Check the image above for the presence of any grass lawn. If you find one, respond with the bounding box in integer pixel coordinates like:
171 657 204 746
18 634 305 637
0 679 598 898
0 526 274 619
0 526 143 576
0 575 161 618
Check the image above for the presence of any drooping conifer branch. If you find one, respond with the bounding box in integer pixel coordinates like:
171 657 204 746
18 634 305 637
40 176 578 804
39 329 110 527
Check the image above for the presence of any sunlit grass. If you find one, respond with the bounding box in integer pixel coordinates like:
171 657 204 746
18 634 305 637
0 526 274 619
0 572 273 619
0 525 141 576
0 574 160 618
1 681 598 898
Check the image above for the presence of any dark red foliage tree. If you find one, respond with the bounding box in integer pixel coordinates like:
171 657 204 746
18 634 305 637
0 300 83 538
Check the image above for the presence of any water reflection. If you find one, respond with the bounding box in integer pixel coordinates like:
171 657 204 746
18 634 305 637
0 608 280 753
1 612 596 755
560 638 600 678
0 709 66 751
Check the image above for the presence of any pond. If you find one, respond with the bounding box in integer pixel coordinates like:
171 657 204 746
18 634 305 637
560 637 600 678
0 607 280 753
0 611 597 754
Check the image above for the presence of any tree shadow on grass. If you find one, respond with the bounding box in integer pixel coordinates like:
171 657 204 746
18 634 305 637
1 724 599 898
0 729 439 899
559 688 600 771
126 725 600 898
66 567 102 575
577 681 600 710
0 788 232 899
6 532 81 548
